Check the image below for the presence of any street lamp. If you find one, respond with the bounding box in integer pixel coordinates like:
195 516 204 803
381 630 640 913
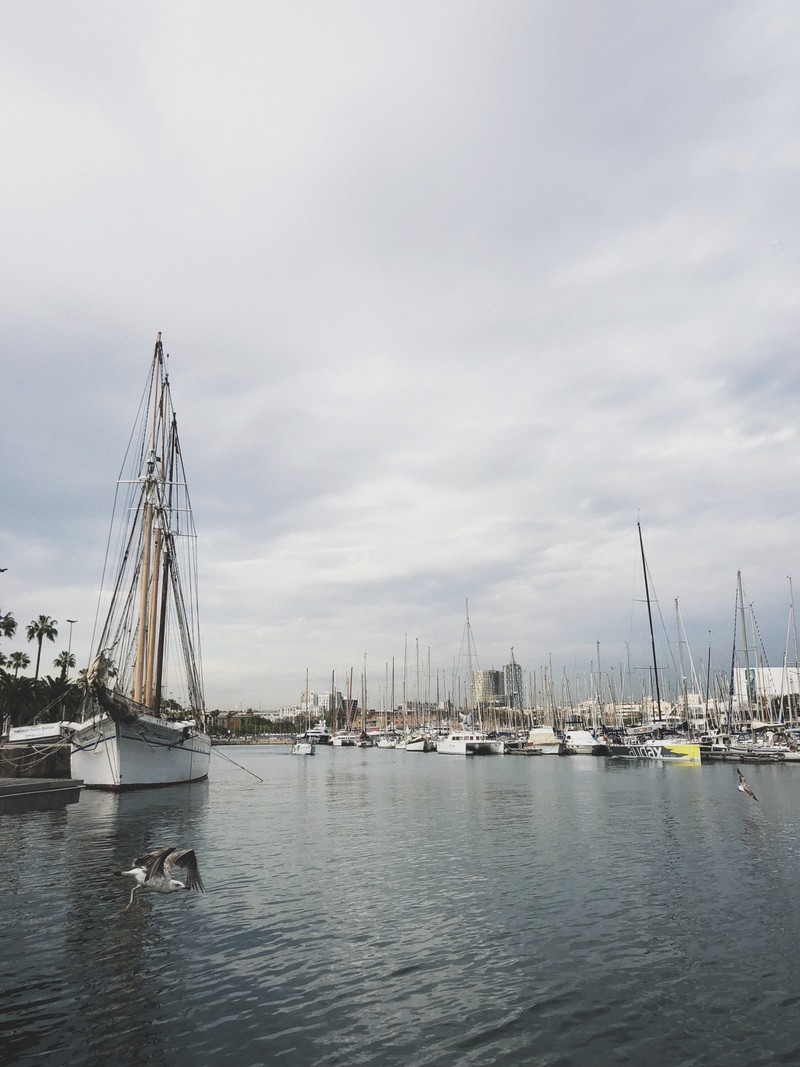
67 620 77 676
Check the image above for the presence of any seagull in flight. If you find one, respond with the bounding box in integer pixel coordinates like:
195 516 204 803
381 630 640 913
737 768 758 803
115 847 205 910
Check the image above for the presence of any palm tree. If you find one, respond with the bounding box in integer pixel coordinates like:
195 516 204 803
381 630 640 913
0 611 17 640
0 671 38 730
26 615 58 681
38 674 82 723
8 651 30 677
54 650 76 680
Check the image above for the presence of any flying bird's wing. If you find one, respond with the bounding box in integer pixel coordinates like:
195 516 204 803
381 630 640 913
737 769 758 802
164 848 205 892
132 848 168 868
139 847 177 880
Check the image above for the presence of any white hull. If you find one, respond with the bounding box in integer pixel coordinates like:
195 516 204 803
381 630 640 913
70 713 211 790
7 721 81 744
564 730 608 756
404 733 434 752
525 727 566 755
437 732 505 756
306 718 331 744
292 739 316 755
331 734 358 746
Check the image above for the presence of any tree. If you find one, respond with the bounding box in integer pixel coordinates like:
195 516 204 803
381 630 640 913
25 615 59 681
0 611 17 640
38 675 82 723
54 650 76 681
8 651 30 677
0 671 38 731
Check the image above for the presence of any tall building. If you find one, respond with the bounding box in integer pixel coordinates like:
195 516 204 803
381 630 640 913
474 669 503 707
504 661 525 709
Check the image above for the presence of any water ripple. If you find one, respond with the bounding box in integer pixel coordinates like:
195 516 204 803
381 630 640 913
4 753 800 1064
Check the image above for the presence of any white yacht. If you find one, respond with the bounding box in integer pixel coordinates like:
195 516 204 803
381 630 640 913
306 718 331 744
563 729 608 755
437 730 505 756
524 726 565 755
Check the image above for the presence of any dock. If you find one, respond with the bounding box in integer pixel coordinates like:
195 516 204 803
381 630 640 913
0 777 83 814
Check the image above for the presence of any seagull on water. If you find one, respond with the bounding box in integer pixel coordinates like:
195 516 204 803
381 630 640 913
115 847 205 910
737 768 758 803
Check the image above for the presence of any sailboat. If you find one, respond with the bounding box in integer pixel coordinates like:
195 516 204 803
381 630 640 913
292 670 316 754
70 335 212 789
437 602 505 756
606 524 700 763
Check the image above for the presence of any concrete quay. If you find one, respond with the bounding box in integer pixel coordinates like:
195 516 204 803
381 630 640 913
0 776 83 814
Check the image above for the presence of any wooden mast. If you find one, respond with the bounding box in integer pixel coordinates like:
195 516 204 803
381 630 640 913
152 410 176 711
134 335 163 705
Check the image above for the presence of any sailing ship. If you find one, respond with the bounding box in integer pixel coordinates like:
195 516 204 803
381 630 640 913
70 335 211 789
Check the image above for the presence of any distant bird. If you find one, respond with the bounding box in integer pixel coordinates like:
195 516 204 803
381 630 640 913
115 847 205 910
737 768 758 803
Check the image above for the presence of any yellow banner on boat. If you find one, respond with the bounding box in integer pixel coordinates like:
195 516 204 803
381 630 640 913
661 742 701 762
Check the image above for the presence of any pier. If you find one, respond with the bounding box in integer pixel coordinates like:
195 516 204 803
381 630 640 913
0 776 83 814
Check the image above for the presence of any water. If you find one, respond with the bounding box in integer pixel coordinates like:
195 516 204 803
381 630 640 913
3 748 800 1066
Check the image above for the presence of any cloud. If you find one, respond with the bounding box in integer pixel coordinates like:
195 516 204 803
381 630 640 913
2 1 800 708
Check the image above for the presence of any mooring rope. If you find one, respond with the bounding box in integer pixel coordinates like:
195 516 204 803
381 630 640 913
0 737 71 770
210 744 264 783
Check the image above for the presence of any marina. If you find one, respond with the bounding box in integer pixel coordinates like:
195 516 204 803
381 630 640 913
4 6 800 1063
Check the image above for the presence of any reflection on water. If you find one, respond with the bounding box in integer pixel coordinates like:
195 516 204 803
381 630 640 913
3 751 800 1065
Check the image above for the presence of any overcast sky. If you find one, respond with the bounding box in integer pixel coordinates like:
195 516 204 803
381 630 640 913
2 1 799 710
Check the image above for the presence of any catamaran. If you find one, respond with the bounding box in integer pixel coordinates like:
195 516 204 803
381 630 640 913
71 335 211 789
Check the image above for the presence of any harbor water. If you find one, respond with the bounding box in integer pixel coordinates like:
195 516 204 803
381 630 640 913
3 746 800 1066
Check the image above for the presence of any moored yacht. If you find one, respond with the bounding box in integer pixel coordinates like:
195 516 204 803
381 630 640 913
437 730 505 756
331 732 358 747
524 726 565 755
405 731 433 752
606 729 701 762
306 718 331 744
563 728 608 755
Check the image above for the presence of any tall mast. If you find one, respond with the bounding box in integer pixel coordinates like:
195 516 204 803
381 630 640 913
330 670 336 735
789 576 799 727
362 653 367 733
737 570 752 719
465 599 475 725
402 634 408 732
134 336 164 705
152 408 176 710
638 521 662 721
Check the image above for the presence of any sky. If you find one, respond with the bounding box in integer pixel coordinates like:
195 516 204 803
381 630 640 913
1 1 799 712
